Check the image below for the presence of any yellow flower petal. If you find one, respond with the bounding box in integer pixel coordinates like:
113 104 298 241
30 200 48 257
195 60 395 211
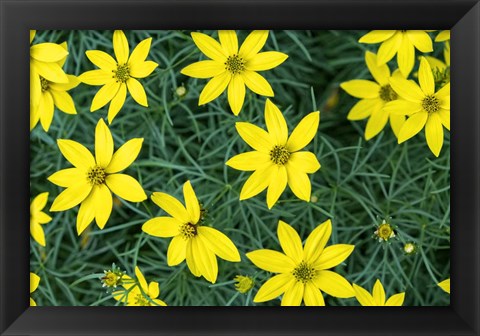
265 99 288 145
30 69 42 110
353 284 375 306
126 77 148 106
57 139 95 170
246 249 295 273
239 30 268 61
91 81 120 111
76 190 96 235
95 119 113 167
181 60 226 79
436 82 450 100
94 184 112 229
288 152 321 174
281 281 304 306
254 273 293 303
389 76 424 102
32 60 68 83
340 80 380 99
30 222 46 246
128 37 152 65
383 99 422 116
30 43 68 63
359 30 396 43
347 99 377 120
226 151 271 171
266 165 287 209
197 226 240 262
241 70 273 96
183 180 200 223
50 182 90 216
50 90 76 115
245 51 288 71
397 34 415 77
239 164 274 200
285 166 311 202
365 51 390 86
277 220 303 263
152 298 167 306
385 292 405 306
438 278 450 294
48 168 84 188
134 266 148 293
30 273 40 293
312 270 354 298
79 70 113 86
85 50 117 71
143 217 182 237
435 30 450 42
219 30 238 55
39 91 54 132
398 112 428 143
199 71 231 105
113 30 129 64
192 236 218 283
365 106 389 140
438 109 450 130
227 74 245 115
314 244 355 270
35 212 52 224
148 281 160 299
235 122 273 153
186 240 200 276
30 30 36 44
425 112 444 157
31 192 49 213
286 111 319 152
30 298 37 306
108 82 127 123
151 192 189 223
418 57 435 95
389 114 407 139
167 235 187 266
129 61 158 79
303 282 325 306
105 174 147 202
372 279 386 305
191 31 227 62
106 138 143 174
377 31 402 65
303 219 332 263
407 30 433 52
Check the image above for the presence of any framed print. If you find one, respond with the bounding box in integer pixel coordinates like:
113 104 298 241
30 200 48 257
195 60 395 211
1 0 479 335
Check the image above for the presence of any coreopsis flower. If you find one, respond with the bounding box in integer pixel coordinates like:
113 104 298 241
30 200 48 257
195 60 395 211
101 263 126 290
30 41 79 132
234 275 255 294
48 119 147 235
247 220 355 306
79 30 158 123
385 57 450 157
226 99 320 209
340 51 405 140
30 272 40 306
181 30 288 115
30 192 52 246
353 279 405 306
359 30 433 77
142 181 240 284
438 278 450 294
113 266 167 306
373 220 396 243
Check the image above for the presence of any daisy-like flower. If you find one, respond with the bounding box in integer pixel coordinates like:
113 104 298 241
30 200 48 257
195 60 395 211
438 278 450 294
226 99 320 209
79 30 158 123
340 51 406 140
142 180 240 284
384 57 450 157
30 272 40 306
353 279 405 306
113 266 167 306
30 192 52 246
247 220 355 306
359 30 433 77
31 41 79 132
181 30 288 115
48 119 147 235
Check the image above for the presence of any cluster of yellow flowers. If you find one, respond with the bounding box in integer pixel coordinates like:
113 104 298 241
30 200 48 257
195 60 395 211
30 30 450 306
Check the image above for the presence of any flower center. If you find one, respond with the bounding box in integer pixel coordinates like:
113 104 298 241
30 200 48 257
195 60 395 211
40 76 49 92
134 294 151 306
422 95 440 113
270 145 290 165
86 165 106 186
292 261 317 283
225 54 245 75
379 84 397 102
113 63 130 83
179 223 197 240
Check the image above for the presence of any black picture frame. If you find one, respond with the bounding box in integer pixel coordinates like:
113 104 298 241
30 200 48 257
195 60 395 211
1 0 479 335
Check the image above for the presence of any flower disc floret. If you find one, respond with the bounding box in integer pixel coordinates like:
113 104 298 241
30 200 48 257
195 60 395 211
292 261 317 283
270 145 290 165
225 54 245 74
422 95 440 113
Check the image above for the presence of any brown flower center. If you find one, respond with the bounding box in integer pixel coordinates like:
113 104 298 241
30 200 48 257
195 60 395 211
113 63 130 83
87 165 106 186
422 95 440 113
179 223 197 239
40 76 49 92
292 261 317 283
379 84 397 102
270 145 290 165
225 54 245 75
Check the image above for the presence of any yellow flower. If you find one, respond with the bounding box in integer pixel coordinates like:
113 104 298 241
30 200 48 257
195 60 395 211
384 57 450 157
181 30 288 115
79 30 158 123
340 51 406 140
31 41 79 132
359 30 433 77
247 220 355 306
353 279 405 306
226 99 320 209
30 272 40 306
30 192 52 246
438 278 450 294
142 180 241 284
113 266 167 306
48 119 147 235
234 275 255 294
